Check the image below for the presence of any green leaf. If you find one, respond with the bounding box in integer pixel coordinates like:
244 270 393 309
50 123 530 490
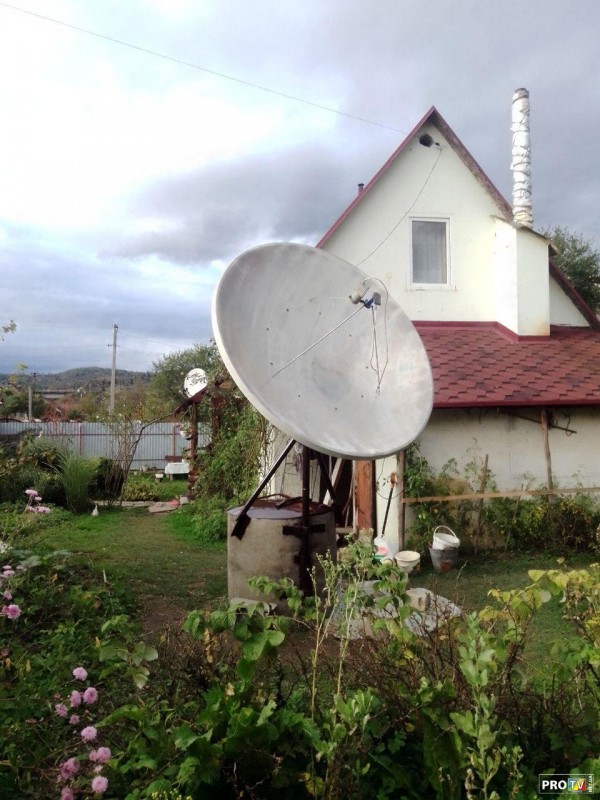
175 723 199 750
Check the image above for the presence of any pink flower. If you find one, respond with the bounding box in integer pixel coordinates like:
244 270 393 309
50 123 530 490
59 757 79 780
2 568 15 577
81 725 97 742
89 746 111 764
91 775 108 794
36 506 51 514
2 604 21 619
3 590 12 601
83 687 98 705
69 714 80 725
34 495 42 502
24 489 37 497
61 787 75 800
72 666 88 681
55 703 68 718
70 690 82 708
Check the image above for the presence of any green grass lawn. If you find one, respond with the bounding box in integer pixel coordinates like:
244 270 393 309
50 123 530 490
414 550 597 671
27 506 227 631
24 505 596 668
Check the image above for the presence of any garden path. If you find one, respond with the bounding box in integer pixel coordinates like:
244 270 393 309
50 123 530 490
35 506 227 634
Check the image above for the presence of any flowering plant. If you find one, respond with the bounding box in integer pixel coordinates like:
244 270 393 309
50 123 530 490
24 487 51 514
55 666 112 796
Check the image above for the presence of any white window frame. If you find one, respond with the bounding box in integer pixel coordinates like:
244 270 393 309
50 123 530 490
409 217 452 289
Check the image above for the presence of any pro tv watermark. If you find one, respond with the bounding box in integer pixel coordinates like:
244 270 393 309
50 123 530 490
538 774 594 794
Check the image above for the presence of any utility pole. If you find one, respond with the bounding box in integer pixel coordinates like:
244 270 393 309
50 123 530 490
109 324 118 414
28 371 38 421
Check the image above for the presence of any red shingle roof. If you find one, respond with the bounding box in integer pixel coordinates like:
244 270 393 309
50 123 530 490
415 322 600 408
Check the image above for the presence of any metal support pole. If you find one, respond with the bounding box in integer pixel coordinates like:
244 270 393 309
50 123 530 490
109 324 118 414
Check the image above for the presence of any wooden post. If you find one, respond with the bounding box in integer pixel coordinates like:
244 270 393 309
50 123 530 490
540 409 554 504
355 459 375 533
397 450 406 550
474 454 489 555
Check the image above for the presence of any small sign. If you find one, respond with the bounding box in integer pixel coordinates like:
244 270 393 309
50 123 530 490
538 774 594 794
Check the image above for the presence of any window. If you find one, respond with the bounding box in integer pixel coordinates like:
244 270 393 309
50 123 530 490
411 219 449 285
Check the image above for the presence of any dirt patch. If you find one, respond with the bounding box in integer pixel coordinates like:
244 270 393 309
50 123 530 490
140 595 188 634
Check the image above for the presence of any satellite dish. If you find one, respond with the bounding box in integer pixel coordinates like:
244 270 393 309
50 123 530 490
183 367 207 398
212 243 433 460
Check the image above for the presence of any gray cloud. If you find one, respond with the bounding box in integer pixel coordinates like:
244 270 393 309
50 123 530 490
2 0 600 376
112 142 360 263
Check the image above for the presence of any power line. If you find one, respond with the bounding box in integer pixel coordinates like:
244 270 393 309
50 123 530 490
0 1 407 135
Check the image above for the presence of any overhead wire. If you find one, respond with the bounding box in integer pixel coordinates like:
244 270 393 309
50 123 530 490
0 1 408 135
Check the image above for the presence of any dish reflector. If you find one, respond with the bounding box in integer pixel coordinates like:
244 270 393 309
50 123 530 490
183 367 207 398
212 243 433 459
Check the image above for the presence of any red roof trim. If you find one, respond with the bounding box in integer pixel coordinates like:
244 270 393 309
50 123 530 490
415 320 533 343
316 107 512 248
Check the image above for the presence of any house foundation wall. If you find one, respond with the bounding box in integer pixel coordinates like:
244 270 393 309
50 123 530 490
375 406 600 554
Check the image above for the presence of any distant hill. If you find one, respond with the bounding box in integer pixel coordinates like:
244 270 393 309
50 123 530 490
0 367 153 393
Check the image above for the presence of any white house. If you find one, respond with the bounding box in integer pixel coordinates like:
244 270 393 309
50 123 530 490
313 92 600 554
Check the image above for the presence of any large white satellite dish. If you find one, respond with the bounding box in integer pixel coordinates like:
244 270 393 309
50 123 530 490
212 243 433 460
183 367 207 398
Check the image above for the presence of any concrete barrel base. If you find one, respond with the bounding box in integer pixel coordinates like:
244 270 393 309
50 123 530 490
227 497 337 613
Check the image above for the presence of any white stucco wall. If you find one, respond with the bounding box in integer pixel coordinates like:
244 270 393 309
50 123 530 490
321 123 505 324
516 229 550 335
375 406 600 554
549 275 591 325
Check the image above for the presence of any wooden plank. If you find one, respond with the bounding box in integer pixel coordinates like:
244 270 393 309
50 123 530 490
402 485 600 505
541 408 554 505
397 450 406 549
355 459 375 531
323 457 345 505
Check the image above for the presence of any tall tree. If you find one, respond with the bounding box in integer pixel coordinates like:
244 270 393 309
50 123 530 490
546 226 600 313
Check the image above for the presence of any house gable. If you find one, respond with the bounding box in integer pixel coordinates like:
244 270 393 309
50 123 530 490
317 107 593 336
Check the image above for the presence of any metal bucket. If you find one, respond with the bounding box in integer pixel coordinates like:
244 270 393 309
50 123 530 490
429 545 459 573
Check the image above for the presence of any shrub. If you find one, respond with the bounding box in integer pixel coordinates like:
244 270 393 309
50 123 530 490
54 453 98 513
191 494 228 541
405 445 600 554
0 465 65 506
122 476 159 502
93 457 126 501
18 435 67 469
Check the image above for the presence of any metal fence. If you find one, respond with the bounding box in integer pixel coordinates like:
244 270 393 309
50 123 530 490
0 421 210 471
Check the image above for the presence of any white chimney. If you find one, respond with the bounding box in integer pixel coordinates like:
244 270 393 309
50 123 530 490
511 88 533 228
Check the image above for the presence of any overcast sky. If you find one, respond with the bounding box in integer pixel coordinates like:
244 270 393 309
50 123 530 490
1 0 599 375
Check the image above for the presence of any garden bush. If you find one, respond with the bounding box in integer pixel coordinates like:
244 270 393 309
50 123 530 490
122 476 160 502
0 464 66 506
404 444 600 555
54 452 98 513
93 457 126 502
191 493 228 541
2 538 599 798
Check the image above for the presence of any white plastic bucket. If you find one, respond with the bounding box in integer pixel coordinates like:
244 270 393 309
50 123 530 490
394 550 421 573
432 526 460 550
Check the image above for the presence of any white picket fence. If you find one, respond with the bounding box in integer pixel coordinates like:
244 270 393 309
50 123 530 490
0 421 209 471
